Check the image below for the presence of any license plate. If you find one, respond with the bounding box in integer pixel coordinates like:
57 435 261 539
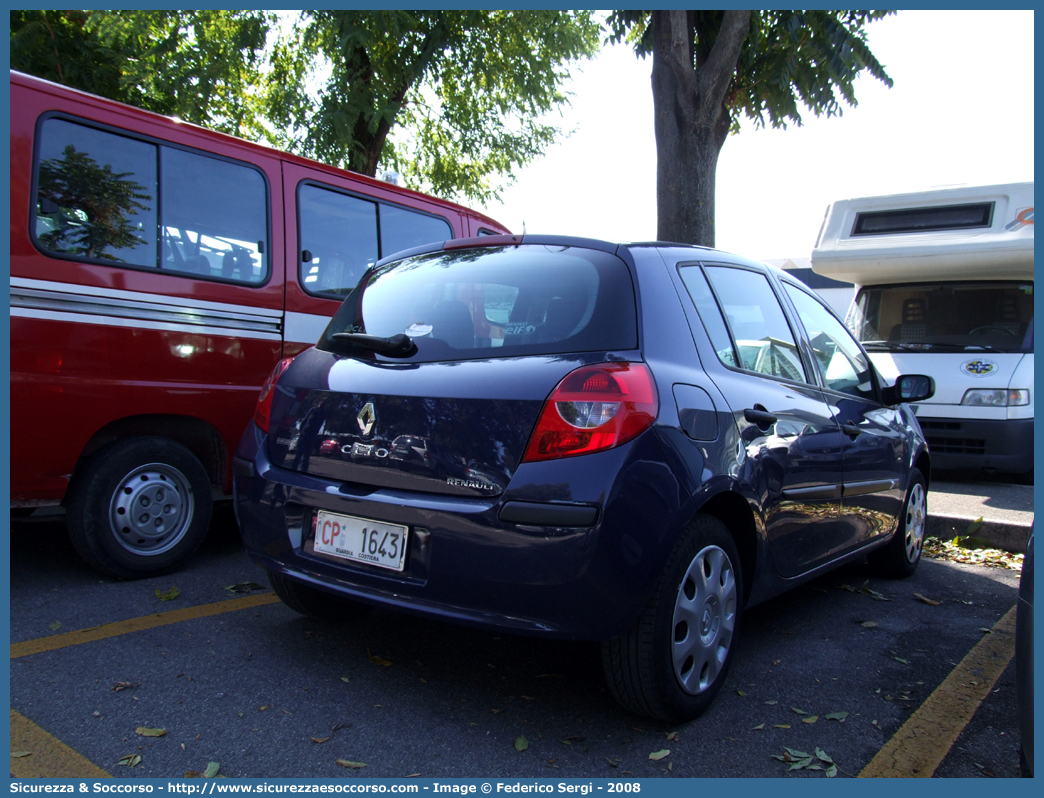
313 510 408 572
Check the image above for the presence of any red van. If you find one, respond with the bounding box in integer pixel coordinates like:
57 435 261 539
9 70 510 578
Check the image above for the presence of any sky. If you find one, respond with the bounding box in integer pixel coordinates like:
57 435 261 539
478 10 1035 262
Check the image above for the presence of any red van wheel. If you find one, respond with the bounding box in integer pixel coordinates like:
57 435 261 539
66 437 212 579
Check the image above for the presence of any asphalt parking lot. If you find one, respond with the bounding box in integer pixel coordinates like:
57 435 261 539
8 477 1029 780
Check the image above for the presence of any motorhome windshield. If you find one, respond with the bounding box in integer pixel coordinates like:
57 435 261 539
849 281 1033 354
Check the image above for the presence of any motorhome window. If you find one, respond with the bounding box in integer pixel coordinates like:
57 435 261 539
784 283 875 399
850 282 1033 354
34 119 157 267
678 265 738 367
160 148 268 283
298 184 380 297
851 202 993 236
379 204 452 259
704 266 807 383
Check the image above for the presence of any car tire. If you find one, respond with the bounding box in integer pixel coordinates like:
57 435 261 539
268 571 373 621
602 515 743 722
66 436 212 579
868 468 927 579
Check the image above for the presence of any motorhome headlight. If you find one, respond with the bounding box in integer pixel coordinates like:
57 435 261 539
961 389 1030 407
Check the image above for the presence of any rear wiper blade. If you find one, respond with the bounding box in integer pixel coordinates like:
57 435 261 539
861 340 926 351
332 332 417 358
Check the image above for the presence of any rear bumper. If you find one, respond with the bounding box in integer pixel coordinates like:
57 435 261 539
233 425 685 640
917 416 1033 474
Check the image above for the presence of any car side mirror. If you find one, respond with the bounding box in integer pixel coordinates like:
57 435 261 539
883 374 935 405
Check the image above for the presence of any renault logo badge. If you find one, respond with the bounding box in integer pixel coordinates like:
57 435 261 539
357 402 376 436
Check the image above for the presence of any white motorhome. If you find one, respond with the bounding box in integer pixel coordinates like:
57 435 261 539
812 182 1033 478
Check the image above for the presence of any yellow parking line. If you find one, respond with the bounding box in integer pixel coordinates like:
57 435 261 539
859 604 1017 778
10 593 281 659
10 709 111 778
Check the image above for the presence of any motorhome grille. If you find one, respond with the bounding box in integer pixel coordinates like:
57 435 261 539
925 435 987 455
852 202 994 236
918 420 962 431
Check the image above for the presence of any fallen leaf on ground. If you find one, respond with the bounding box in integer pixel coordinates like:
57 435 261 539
791 707 808 715
802 716 819 724
336 760 366 769
367 650 393 667
914 593 941 606
112 681 139 692
258 705 270 711
48 621 62 631
311 737 331 744
825 712 848 722
155 586 181 602
665 731 679 741
752 723 765 731
860 621 878 628
136 727 166 737
515 736 529 752
10 751 32 758
648 749 670 761
224 582 266 593
203 762 220 778
119 754 142 767
923 537 1024 571
774 724 791 729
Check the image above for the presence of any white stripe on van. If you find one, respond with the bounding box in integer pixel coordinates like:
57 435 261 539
10 277 283 340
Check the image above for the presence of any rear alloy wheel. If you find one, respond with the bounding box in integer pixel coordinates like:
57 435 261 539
268 571 373 622
66 437 212 579
869 468 927 578
602 515 743 721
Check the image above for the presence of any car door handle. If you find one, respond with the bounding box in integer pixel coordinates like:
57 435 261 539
841 423 862 438
744 407 778 428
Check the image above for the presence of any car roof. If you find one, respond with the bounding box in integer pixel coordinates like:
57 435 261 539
377 233 781 277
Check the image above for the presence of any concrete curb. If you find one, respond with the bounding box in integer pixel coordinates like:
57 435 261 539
927 513 1033 554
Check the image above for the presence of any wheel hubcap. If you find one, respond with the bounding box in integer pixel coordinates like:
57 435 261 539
905 483 927 563
109 464 194 556
672 545 737 695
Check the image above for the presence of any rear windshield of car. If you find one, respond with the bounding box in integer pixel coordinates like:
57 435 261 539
317 244 638 362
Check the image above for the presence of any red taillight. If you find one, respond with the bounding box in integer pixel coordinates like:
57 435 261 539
522 363 659 463
254 357 294 433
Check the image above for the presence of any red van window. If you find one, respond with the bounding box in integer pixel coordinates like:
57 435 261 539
33 117 269 284
298 182 453 299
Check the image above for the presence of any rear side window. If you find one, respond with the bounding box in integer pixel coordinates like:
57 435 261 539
33 117 268 284
678 265 737 367
319 245 637 362
704 266 807 383
298 183 452 298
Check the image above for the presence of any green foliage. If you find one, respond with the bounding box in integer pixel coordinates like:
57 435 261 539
264 10 600 202
608 10 894 133
11 10 272 138
12 10 600 204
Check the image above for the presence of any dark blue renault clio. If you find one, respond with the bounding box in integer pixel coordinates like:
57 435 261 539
233 235 934 721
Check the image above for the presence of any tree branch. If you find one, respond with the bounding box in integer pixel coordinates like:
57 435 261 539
695 9 750 125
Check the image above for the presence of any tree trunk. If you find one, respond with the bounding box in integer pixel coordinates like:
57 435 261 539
649 10 749 247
